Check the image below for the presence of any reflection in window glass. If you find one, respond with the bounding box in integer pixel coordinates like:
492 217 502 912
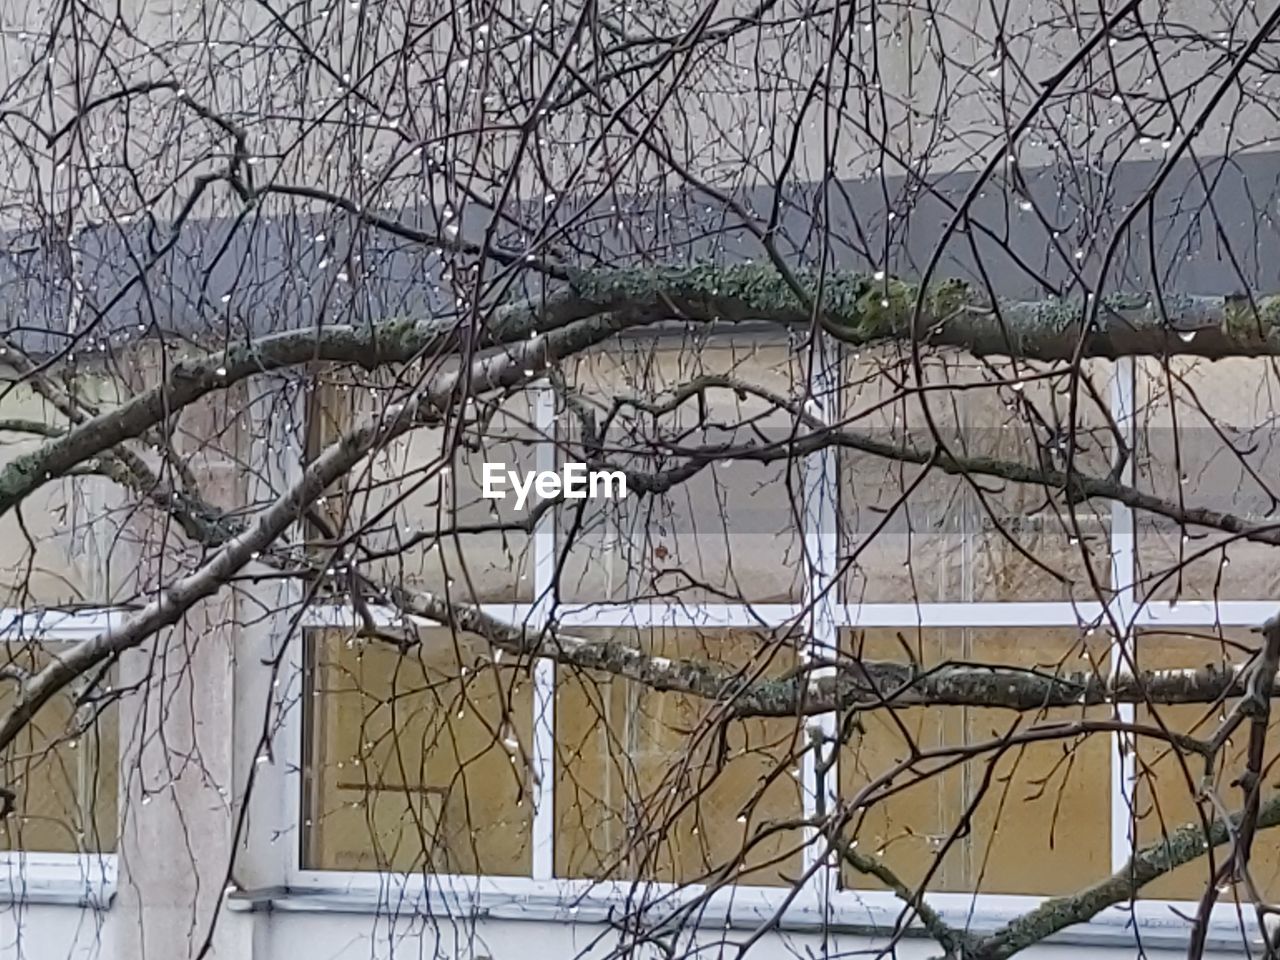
555 340 808 605
309 370 541 603
303 628 533 875
838 628 1112 895
1135 358 1280 602
839 349 1114 604
554 627 806 885
0 643 117 854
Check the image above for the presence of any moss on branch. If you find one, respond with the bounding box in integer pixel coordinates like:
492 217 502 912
564 262 973 341
6 260 1280 527
566 263 1280 358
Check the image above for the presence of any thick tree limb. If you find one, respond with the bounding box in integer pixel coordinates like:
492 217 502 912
2 265 1278 519
0 309 598 753
377 583 1269 713
562 266 1280 359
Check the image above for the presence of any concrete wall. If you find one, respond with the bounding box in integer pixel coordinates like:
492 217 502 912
0 899 1262 960
0 1 1277 958
0 0 1277 352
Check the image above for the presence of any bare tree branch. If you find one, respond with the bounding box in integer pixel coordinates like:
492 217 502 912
970 791 1280 960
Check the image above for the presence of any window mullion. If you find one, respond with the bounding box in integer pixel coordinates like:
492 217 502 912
801 336 840 891
1108 357 1138 874
531 380 557 881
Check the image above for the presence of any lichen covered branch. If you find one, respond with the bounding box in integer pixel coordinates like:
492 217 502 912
3 264 1277 519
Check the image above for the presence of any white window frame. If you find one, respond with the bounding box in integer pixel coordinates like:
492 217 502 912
275 354 1272 950
0 607 120 908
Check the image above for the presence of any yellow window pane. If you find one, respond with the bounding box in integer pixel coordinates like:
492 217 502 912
839 349 1114 603
1131 626 1280 901
839 627 1111 895
0 643 117 853
1135 358 1280 602
555 341 807 604
838 629 966 891
554 628 806 885
304 628 533 875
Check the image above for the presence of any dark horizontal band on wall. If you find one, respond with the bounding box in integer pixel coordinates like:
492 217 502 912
2 150 1279 355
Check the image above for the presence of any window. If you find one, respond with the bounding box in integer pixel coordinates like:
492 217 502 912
0 627 118 857
291 338 1280 944
838 627 1113 896
309 367 542 604
0 375 120 864
0 384 107 607
553 627 805 886
554 339 807 604
303 626 532 875
1135 357 1280 602
839 348 1115 604
1130 625 1280 901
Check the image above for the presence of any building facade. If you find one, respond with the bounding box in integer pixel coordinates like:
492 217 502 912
1 0 1280 958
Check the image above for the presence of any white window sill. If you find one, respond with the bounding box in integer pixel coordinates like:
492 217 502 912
228 875 1262 954
0 852 115 908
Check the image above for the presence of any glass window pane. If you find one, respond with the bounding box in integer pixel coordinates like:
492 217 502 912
838 627 1111 895
554 627 806 885
839 349 1114 603
310 370 538 602
303 627 533 875
0 643 117 854
1131 626 1280 901
554 340 807 604
1135 358 1280 602
0 385 107 607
